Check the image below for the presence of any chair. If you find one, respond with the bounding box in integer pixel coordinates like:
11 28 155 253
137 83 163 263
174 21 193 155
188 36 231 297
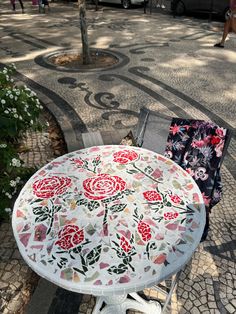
133 106 232 311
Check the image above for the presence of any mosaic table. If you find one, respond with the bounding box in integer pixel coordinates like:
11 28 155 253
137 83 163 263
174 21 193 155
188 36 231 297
12 145 205 314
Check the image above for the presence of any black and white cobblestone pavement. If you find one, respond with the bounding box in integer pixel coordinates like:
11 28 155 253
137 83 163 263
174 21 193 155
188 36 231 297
0 0 236 313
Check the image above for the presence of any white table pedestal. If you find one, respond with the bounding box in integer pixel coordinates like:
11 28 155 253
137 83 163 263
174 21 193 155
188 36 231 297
92 292 162 314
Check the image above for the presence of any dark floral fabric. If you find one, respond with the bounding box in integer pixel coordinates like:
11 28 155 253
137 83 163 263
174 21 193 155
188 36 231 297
164 118 230 240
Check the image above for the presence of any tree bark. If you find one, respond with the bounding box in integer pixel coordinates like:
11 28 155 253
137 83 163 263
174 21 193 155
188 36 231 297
78 0 91 65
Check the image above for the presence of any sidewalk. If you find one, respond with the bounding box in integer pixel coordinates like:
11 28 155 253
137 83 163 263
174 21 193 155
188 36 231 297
0 1 236 313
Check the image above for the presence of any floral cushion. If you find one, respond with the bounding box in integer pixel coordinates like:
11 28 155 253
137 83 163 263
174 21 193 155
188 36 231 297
165 118 229 211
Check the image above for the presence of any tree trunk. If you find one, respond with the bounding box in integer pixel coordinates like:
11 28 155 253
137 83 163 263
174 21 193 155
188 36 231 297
78 0 91 65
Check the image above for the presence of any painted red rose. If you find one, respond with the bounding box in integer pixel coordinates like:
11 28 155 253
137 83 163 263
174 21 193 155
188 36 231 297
33 176 71 199
83 174 126 200
113 150 138 164
164 212 179 220
55 225 84 250
73 158 84 166
169 195 181 204
138 221 151 241
143 190 162 202
120 236 132 253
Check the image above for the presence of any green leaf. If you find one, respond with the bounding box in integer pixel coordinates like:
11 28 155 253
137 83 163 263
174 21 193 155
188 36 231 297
73 267 85 275
87 201 100 211
126 169 139 174
76 199 88 206
107 264 128 274
35 215 48 223
33 207 47 215
86 244 102 265
110 203 126 212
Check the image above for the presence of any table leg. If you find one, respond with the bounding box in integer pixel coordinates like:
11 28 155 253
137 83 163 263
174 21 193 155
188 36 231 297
92 293 162 314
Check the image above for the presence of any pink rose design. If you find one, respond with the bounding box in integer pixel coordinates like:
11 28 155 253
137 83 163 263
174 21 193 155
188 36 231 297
138 221 151 241
169 195 181 204
163 212 179 220
73 158 84 166
120 236 132 253
113 150 138 164
33 176 71 199
55 225 84 250
143 190 162 202
83 174 126 200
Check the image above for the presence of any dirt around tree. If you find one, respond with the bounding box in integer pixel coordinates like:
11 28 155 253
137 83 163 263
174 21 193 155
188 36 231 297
50 51 119 70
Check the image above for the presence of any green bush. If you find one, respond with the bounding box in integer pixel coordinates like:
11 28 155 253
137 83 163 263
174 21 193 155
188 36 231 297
0 64 44 220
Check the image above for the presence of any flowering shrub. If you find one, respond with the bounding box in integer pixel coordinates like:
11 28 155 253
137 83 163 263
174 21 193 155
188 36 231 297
0 64 43 220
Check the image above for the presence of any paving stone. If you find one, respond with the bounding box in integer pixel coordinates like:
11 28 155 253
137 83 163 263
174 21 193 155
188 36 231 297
225 303 236 313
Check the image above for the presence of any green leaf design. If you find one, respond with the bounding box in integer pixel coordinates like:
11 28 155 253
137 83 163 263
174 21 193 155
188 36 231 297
107 264 128 274
81 255 88 272
126 169 139 174
76 199 88 206
88 201 100 211
144 166 153 174
110 204 126 213
86 244 102 266
73 267 85 275
35 215 49 223
55 206 62 213
33 207 47 216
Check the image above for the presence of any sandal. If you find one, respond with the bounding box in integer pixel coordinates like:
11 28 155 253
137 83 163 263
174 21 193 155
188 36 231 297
214 43 224 48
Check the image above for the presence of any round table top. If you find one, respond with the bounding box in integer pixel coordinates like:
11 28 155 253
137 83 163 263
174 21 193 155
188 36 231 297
12 145 205 296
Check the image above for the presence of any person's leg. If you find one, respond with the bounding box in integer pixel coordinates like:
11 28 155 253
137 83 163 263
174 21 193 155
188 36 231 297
18 0 24 12
214 19 231 47
10 0 16 11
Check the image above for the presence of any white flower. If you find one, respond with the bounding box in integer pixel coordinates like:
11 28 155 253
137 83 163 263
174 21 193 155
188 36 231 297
19 116 23 120
16 177 21 183
16 91 20 96
6 75 9 81
4 208 12 213
11 158 21 167
0 144 7 148
10 79 14 83
1 99 6 104
14 114 18 119
9 94 14 99
10 180 16 187
30 120 34 125
27 112 31 116
12 108 16 113
5 192 12 199
3 69 7 74
15 97 18 101
4 110 9 114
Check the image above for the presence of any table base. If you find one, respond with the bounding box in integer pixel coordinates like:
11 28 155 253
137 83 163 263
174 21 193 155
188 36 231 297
92 292 162 314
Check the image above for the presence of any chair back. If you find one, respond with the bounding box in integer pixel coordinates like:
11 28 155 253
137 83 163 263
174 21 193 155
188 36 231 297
134 107 172 154
134 107 232 240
